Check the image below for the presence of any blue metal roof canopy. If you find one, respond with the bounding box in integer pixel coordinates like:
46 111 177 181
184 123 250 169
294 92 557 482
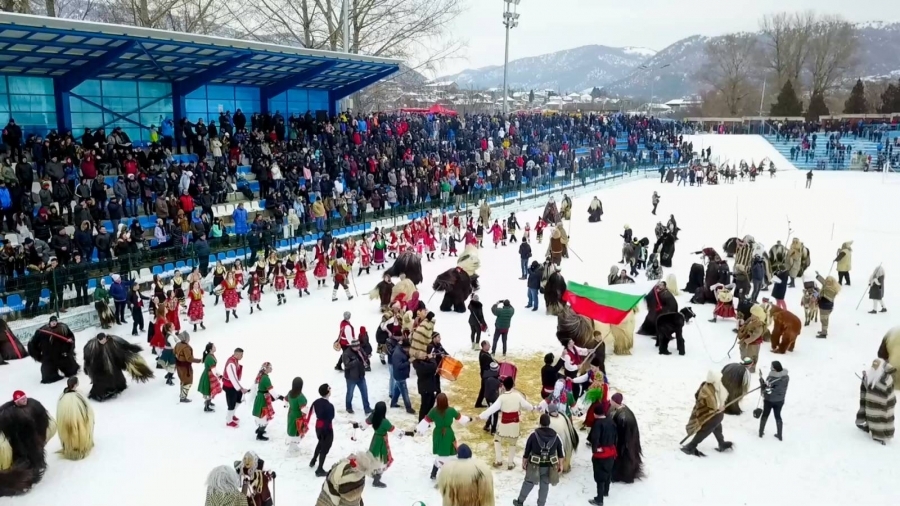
0 12 401 129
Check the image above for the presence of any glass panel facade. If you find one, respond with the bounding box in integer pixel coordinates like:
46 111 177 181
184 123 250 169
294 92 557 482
0 76 57 136
185 85 260 124
70 79 173 143
267 89 329 117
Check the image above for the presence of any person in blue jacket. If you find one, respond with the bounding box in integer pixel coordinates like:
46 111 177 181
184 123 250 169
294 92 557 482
109 273 129 325
160 118 175 151
232 203 249 236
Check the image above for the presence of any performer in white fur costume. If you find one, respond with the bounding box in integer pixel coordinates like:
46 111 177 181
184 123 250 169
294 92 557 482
594 308 636 356
56 377 95 460
436 444 495 506
666 273 680 296
878 326 900 390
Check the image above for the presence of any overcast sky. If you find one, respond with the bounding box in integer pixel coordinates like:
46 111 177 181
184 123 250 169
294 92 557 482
435 0 900 77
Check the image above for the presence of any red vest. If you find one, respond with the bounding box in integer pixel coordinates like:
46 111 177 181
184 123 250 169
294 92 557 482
222 356 242 389
339 321 355 347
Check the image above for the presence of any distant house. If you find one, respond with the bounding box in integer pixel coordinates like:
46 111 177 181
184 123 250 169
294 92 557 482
664 98 701 110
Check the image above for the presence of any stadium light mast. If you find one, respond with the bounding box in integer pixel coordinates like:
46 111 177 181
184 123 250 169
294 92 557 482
638 63 670 114
502 0 520 116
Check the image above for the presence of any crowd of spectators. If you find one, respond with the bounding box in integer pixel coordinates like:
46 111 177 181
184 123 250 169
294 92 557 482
0 109 685 313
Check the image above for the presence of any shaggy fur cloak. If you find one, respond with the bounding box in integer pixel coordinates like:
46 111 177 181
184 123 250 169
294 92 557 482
437 455 495 506
0 397 56 496
56 389 95 460
611 405 644 483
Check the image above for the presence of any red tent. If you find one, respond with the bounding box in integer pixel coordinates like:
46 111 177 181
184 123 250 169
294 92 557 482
427 104 458 116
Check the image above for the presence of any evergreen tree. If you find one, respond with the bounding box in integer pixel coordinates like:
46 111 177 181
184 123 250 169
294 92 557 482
806 92 830 121
843 79 869 114
528 89 534 103
769 80 803 117
879 79 900 114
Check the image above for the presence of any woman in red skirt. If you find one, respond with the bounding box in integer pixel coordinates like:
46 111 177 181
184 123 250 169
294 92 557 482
165 290 181 332
358 241 372 276
344 238 356 268
149 305 168 356
232 259 246 286
218 271 240 323
187 281 206 332
313 240 329 288
709 283 737 322
292 251 310 297
245 272 264 314
271 260 288 306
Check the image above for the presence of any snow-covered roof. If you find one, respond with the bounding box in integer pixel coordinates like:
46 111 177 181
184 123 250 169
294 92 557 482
425 81 455 87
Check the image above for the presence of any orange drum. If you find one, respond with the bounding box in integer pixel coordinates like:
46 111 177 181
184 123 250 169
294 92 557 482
438 356 463 381
499 362 517 381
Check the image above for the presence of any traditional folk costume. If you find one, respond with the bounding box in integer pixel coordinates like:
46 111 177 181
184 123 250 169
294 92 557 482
27 318 79 384
709 283 737 321
188 286 206 331
0 392 57 496
254 258 268 282
165 294 181 332
681 370 732 457
174 332 202 402
235 452 275 506
251 363 281 441
265 252 279 278
314 244 329 287
291 253 311 296
387 232 400 258
148 307 168 352
437 444 495 506
417 405 471 479
84 333 154 401
222 355 245 428
286 387 309 454
610 400 643 483
244 273 264 313
232 263 246 287
315 453 383 506
212 264 227 305
332 258 354 302
217 274 241 323
535 219 546 244
373 237 387 268
157 330 178 385
171 272 186 308
490 222 503 248
358 242 372 276
56 383 95 461
580 369 610 429
480 388 534 470
365 413 395 487
547 228 564 266
857 358 896 444
720 361 752 415
369 277 394 310
270 262 288 306
198 350 223 413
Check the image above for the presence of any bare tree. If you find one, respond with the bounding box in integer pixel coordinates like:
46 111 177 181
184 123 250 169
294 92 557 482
806 15 858 96
698 34 759 116
2 0 31 13
758 11 815 91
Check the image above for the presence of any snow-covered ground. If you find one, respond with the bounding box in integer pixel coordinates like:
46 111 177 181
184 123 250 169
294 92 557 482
684 134 795 172
3 150 899 505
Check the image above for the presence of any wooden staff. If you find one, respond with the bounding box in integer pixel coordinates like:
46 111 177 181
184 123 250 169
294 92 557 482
678 385 763 445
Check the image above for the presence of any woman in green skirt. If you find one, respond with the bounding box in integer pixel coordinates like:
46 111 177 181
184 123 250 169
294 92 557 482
251 362 282 442
286 377 308 454
416 393 471 479
365 401 394 488
197 342 223 413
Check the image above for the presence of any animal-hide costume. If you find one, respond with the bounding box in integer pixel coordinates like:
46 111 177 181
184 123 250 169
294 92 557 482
653 233 676 268
391 276 418 308
595 308 636 356
767 242 787 274
878 327 900 390
56 388 95 460
712 284 737 319
541 261 566 316
0 397 56 496
655 311 685 354
547 228 563 265
560 195 572 220
646 254 662 281
555 309 607 373
684 263 705 294
384 250 423 285
234 452 275 506
856 360 896 442
547 411 579 473
437 454 496 506
28 321 80 384
685 371 726 437
433 267 475 313
94 299 115 329
588 197 603 222
787 238 810 278
315 453 381 506
0 319 27 362
637 287 678 336
723 237 739 258
542 200 560 224
411 318 434 361
368 279 394 308
611 405 643 483
83 334 154 401
768 305 801 354
720 363 750 415
456 244 481 291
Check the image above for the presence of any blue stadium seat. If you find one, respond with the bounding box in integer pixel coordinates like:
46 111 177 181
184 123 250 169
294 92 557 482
248 181 260 193
208 254 217 265
226 250 236 259
175 261 186 271
40 288 50 299
237 166 251 174
258 199 266 209
236 248 246 257
149 239 158 248
102 220 114 232
152 265 164 276
102 276 113 286
88 279 97 290
217 252 227 262
6 294 23 311
164 263 175 273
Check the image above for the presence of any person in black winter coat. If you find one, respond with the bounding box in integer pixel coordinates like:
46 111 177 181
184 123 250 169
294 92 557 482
518 238 532 279
467 295 486 349
481 362 501 434
588 406 618 505
758 360 789 440
750 257 766 303
388 340 415 414
474 340 496 407
526 261 542 311
413 357 439 422
341 341 372 415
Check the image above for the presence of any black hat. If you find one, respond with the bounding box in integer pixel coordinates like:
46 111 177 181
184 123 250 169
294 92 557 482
49 315 58 322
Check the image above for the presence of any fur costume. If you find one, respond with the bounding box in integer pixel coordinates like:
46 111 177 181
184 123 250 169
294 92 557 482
368 279 394 308
685 370 727 437
787 238 810 278
733 235 756 271
720 363 750 415
653 233 676 268
560 195 572 220
436 453 495 506
556 308 608 372
542 199 560 224
56 388 95 460
637 287 678 336
28 321 80 384
547 228 563 266
384 250 423 286
856 359 896 443
0 319 27 362
456 244 481 291
767 242 787 273
83 334 154 401
411 317 434 361
646 254 662 281
234 451 275 506
315 453 382 506
877 327 900 390
0 396 56 496
204 465 246 506
611 405 644 483
595 308 637 356
391 275 418 306
666 274 680 296
768 305 802 354
712 284 737 319
433 267 475 313
655 311 685 354
684 263 704 294
540 261 566 316
723 237 738 258
94 300 115 329
546 409 579 473
588 197 603 222
801 288 819 326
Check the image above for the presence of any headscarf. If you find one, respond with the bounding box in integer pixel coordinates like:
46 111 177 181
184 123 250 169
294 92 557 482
255 362 272 384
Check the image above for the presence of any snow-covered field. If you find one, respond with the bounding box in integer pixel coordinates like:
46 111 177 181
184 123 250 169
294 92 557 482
3 139 899 505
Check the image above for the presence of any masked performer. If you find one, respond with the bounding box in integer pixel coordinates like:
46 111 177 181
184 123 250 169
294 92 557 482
0 390 56 496
83 333 154 401
28 316 79 384
437 444 495 506
0 318 27 363
56 377 95 460
609 393 643 483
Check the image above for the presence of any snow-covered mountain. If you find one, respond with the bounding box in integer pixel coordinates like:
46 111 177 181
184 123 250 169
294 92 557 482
441 45 657 92
440 23 900 100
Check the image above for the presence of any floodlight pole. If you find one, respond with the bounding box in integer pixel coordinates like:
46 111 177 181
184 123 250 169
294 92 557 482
502 0 520 116
342 0 351 113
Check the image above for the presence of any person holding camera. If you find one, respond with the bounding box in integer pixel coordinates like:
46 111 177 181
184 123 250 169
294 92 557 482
491 299 515 357
758 361 789 440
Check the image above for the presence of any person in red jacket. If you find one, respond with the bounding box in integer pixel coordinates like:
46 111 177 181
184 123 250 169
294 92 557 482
179 190 195 214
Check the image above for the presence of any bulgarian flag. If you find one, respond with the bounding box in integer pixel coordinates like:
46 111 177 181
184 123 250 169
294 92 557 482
562 282 644 325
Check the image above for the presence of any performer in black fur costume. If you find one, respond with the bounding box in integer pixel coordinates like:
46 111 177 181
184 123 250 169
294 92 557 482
27 316 79 384
684 263 705 294
0 390 56 496
384 250 423 286
723 237 739 258
637 283 678 336
653 232 676 268
610 394 643 484
0 319 27 363
656 311 685 355
555 308 607 374
721 360 752 415
83 333 155 402
433 267 474 313
541 260 567 315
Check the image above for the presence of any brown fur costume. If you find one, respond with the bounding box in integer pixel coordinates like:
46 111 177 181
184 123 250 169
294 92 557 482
437 452 495 506
878 327 900 390
56 388 95 460
768 306 802 354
